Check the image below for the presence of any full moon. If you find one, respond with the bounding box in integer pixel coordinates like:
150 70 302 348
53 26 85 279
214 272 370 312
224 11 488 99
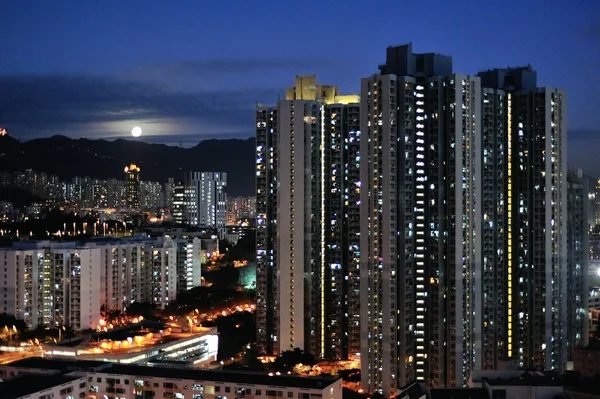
131 126 142 137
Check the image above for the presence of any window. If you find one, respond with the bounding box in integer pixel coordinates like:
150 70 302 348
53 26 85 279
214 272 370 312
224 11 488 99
288 393 294 398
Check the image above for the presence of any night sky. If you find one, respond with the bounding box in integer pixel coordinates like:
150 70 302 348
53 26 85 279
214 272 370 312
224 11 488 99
2 1 599 174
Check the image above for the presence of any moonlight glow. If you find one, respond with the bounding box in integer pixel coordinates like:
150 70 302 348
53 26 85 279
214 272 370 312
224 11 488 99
131 126 142 137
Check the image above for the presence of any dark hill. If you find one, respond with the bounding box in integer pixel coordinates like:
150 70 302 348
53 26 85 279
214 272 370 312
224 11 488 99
0 135 255 197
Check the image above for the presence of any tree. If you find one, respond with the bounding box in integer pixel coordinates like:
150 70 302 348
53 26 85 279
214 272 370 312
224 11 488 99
63 325 76 340
125 302 158 320
270 348 317 373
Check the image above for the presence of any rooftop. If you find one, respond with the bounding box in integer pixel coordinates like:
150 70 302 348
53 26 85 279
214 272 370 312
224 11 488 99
104 364 340 390
430 388 489 399
483 374 565 387
7 357 110 372
0 374 82 399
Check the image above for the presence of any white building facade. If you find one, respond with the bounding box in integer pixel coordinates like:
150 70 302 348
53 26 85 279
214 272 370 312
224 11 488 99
0 236 203 330
186 172 227 233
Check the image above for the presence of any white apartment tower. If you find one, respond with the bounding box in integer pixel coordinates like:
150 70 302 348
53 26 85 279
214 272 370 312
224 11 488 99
359 44 570 395
186 172 227 232
0 242 103 330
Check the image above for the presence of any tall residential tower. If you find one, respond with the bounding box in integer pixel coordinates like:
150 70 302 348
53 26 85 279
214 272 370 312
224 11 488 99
256 76 361 360
359 44 571 395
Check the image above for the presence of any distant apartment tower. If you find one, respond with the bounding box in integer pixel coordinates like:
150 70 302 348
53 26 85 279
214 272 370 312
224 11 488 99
226 196 257 225
186 172 227 230
359 44 569 395
124 164 141 209
140 181 164 210
165 177 176 210
255 75 361 360
172 181 186 224
106 178 123 208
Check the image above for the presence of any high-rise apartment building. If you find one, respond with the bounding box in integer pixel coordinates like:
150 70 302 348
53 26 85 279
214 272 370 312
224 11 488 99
185 172 227 231
165 177 176 210
566 170 590 353
124 164 141 209
477 66 569 375
358 44 570 395
255 76 361 360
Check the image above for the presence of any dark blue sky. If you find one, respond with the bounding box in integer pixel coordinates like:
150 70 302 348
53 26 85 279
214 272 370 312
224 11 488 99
1 1 599 173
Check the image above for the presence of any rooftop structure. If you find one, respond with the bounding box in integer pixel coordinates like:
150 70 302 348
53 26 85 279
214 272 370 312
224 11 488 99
1 374 85 399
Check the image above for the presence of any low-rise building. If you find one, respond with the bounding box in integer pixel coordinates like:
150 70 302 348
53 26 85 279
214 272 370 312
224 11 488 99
0 357 342 399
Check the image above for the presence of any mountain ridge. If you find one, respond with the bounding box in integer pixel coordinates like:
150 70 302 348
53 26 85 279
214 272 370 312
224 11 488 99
0 135 255 197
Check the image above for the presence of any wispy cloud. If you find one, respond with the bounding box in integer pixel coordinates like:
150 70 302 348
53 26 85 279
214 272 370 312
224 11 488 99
131 57 346 77
0 73 278 139
0 55 348 141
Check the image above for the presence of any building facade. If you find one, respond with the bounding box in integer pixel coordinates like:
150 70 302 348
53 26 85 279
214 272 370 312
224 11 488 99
185 172 227 229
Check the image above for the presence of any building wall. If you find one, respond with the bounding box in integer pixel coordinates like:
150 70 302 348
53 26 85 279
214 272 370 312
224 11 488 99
276 99 317 354
21 377 87 399
85 371 342 399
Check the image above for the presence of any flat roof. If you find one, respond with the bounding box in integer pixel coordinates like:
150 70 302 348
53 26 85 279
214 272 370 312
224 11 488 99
1 374 82 399
104 364 340 390
484 376 564 387
6 357 109 371
430 388 488 399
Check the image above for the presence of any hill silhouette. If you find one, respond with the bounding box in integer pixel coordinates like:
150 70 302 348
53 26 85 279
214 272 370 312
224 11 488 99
0 135 255 197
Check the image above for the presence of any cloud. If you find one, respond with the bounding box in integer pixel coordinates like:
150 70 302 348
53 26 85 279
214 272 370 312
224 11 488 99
132 57 346 77
584 24 600 39
0 73 279 139
568 129 600 177
0 55 349 140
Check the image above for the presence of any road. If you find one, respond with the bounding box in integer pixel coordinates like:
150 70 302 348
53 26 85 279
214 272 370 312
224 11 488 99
0 348 43 364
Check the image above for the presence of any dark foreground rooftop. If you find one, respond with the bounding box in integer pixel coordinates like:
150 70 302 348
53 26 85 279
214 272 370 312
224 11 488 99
1 374 82 399
6 357 110 372
430 388 489 399
5 357 340 390
104 364 340 390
